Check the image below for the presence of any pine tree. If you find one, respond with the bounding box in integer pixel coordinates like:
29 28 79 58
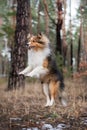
8 0 30 89
56 0 63 54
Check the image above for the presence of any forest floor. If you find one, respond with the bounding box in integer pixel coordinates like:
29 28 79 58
0 77 87 130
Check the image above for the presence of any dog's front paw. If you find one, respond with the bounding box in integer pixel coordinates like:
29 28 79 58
19 71 24 75
25 73 33 77
25 73 39 78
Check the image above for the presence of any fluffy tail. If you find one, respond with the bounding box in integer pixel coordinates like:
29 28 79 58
59 81 67 107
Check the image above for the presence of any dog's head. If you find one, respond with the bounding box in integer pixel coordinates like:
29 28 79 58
27 33 50 50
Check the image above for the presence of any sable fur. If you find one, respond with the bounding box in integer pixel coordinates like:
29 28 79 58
19 33 67 107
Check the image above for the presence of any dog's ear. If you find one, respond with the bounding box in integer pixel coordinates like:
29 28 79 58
38 32 43 38
39 32 42 35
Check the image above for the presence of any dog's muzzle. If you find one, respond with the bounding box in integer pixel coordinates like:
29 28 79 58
26 43 34 49
25 43 29 47
26 43 29 47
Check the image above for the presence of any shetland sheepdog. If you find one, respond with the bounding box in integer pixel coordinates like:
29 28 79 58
19 33 67 107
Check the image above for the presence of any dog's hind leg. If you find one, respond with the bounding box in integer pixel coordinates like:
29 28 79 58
49 81 59 106
42 83 50 107
59 81 67 107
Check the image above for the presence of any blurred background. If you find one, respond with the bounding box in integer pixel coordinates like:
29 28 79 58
0 0 87 81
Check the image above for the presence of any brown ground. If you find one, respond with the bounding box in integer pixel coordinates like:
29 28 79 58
0 77 87 130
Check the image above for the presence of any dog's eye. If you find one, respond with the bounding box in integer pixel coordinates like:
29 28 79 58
32 40 35 42
37 35 41 39
38 36 41 39
38 41 44 44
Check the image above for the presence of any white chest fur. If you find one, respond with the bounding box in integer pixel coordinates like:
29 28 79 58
28 48 50 68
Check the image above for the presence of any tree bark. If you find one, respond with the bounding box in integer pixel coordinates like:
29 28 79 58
56 0 63 54
43 0 49 36
62 0 67 66
37 1 41 33
29 1 32 34
8 0 29 90
69 0 73 72
77 35 81 71
77 7 83 71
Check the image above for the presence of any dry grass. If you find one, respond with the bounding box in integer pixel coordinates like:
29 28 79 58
0 77 87 119
64 78 87 117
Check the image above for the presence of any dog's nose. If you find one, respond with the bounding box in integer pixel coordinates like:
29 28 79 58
25 43 29 47
26 42 31 49
26 43 29 46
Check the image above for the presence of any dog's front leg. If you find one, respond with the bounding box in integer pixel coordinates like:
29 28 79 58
19 66 32 75
25 66 48 78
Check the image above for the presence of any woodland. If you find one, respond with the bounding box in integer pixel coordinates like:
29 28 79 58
0 0 87 130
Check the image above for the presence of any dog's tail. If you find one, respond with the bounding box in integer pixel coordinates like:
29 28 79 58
59 81 67 107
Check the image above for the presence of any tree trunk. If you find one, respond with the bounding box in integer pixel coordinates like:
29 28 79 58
70 39 73 72
37 1 41 33
77 35 81 71
77 7 83 71
56 0 63 54
43 0 49 36
62 0 67 66
69 0 73 72
8 0 29 90
29 1 32 34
